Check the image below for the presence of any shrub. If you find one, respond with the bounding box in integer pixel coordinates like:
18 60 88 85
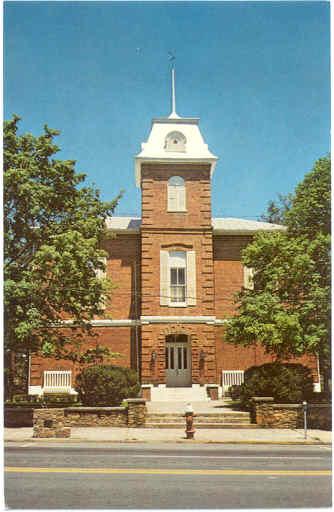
239 362 314 408
42 393 79 407
6 393 80 408
229 384 243 400
308 392 331 403
76 365 140 406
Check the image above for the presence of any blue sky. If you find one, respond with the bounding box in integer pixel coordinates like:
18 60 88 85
4 1 330 219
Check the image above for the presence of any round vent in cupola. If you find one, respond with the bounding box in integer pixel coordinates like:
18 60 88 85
164 131 186 152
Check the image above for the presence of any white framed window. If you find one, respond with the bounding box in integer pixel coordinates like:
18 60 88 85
169 251 186 304
168 176 186 212
160 250 196 307
243 266 254 290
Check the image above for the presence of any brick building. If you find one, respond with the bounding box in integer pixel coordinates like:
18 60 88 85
29 93 320 400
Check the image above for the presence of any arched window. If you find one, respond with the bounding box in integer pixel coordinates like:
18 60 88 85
164 131 186 152
168 176 186 211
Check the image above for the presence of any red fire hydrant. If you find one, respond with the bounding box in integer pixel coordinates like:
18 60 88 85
185 403 195 439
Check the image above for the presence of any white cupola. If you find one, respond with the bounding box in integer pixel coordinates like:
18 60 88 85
134 67 218 187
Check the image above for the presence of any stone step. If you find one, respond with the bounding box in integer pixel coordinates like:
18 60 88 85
146 420 251 425
144 423 258 429
146 413 250 420
146 416 251 424
146 412 250 418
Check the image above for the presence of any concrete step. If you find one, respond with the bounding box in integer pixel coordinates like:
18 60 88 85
150 387 209 402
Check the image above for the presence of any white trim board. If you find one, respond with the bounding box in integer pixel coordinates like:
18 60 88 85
51 318 229 327
140 316 217 324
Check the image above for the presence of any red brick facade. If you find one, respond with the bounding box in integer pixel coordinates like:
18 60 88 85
29 119 319 396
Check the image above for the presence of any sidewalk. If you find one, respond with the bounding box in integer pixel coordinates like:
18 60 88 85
4 427 332 445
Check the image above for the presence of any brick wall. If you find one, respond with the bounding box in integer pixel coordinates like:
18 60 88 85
141 164 212 229
102 233 140 318
213 235 252 318
30 326 136 388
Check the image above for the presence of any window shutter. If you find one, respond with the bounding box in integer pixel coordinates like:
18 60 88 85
168 186 177 211
96 257 107 310
243 266 254 290
160 250 169 305
96 257 107 280
186 251 196 305
177 187 186 211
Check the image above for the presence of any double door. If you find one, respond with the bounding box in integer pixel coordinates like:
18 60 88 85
165 341 191 387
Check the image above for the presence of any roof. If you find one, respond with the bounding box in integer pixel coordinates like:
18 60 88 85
105 217 141 232
211 217 286 235
106 216 285 235
134 116 218 187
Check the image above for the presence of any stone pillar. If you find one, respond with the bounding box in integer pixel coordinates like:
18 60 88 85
127 398 147 427
33 408 71 438
251 397 274 426
141 384 152 401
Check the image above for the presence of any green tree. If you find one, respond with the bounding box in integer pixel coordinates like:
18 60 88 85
4 116 120 397
259 193 293 224
226 156 331 390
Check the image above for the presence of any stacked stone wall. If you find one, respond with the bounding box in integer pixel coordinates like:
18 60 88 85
64 407 128 427
252 397 331 430
33 409 71 438
31 400 147 436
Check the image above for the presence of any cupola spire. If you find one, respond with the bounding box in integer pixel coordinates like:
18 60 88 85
168 52 180 119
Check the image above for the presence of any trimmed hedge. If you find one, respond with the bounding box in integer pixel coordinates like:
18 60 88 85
76 365 140 406
238 362 314 408
5 393 79 408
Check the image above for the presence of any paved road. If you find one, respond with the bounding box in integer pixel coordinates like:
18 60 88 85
5 443 332 509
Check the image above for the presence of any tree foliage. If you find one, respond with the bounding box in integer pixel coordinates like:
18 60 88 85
4 116 120 370
226 156 331 384
260 193 293 224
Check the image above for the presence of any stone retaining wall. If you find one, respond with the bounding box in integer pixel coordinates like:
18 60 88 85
33 408 71 438
64 407 128 427
31 399 147 437
252 397 331 430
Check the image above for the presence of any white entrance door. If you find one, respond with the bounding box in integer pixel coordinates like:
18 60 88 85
165 341 191 387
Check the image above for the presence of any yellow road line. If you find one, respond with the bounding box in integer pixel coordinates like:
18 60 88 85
5 467 331 476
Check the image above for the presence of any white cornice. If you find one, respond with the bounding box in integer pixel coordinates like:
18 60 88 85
135 157 217 188
57 319 139 327
51 318 229 326
140 316 217 324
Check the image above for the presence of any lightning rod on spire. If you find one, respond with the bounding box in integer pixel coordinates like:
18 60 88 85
168 51 179 118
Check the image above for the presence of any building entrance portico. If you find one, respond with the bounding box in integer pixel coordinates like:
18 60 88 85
165 334 191 387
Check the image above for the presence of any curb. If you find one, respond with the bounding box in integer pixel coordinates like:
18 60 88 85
4 438 331 446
